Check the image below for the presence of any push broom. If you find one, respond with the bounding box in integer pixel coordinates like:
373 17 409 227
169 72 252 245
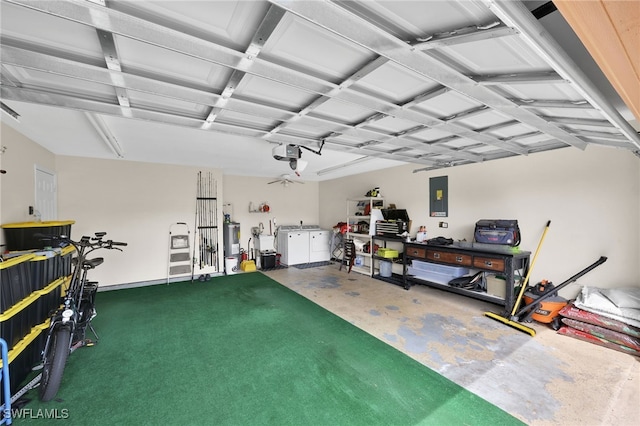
484 220 551 336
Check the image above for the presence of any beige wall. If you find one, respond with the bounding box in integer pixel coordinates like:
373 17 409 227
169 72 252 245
222 175 320 254
0 123 57 241
319 145 640 298
1 123 322 287
3 122 639 297
54 156 224 287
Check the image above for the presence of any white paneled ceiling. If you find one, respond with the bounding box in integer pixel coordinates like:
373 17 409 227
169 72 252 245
1 0 638 181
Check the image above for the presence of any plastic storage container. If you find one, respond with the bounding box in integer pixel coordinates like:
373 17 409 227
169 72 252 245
0 291 40 349
260 253 276 269
379 260 392 277
0 320 48 398
411 260 469 275
377 248 399 258
0 253 35 313
0 276 64 351
225 257 239 275
1 220 74 251
407 260 469 285
35 277 65 324
29 250 59 293
57 245 76 278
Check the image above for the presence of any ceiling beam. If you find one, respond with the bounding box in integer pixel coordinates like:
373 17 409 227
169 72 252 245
202 5 287 129
411 22 517 50
268 0 589 151
486 0 640 150
0 44 480 162
4 0 533 159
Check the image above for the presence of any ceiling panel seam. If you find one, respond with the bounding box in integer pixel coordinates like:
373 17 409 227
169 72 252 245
0 85 437 162
1 44 477 162
267 0 590 150
5 0 535 160
202 5 286 129
485 0 640 150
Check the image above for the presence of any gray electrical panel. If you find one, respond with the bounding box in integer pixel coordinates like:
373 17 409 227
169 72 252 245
429 176 448 217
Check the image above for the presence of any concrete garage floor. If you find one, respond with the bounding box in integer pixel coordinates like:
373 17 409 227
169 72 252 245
263 264 639 426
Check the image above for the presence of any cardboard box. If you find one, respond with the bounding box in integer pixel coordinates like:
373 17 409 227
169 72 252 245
486 274 507 298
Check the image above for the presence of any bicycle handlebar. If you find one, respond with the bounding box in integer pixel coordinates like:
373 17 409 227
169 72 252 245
34 232 127 250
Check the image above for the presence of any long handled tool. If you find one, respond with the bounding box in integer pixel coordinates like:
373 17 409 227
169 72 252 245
193 171 219 280
485 220 551 336
514 256 607 323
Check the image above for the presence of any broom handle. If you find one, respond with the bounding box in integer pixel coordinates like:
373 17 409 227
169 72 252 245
516 256 607 317
509 220 551 317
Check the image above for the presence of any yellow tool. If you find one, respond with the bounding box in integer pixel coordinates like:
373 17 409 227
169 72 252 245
484 220 551 336
240 260 257 272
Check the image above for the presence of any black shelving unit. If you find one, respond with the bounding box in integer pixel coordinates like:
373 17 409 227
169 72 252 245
371 235 406 288
403 242 530 313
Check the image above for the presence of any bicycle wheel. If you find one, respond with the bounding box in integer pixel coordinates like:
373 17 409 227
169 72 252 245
39 326 72 402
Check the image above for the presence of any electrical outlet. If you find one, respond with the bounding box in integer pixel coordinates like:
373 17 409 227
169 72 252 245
29 206 34 215
439 221 448 228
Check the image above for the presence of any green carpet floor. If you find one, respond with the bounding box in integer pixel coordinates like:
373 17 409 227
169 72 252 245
16 273 523 425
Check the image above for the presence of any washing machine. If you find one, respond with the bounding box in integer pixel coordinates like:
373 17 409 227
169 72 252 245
277 225 330 266
309 229 331 262
277 226 310 266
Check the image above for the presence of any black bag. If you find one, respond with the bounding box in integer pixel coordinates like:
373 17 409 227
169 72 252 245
426 236 454 246
449 271 484 291
474 219 521 246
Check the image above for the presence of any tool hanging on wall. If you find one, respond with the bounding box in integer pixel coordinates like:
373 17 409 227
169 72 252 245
192 171 219 282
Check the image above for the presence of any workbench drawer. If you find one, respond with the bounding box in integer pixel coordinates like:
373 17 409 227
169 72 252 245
426 250 472 267
473 256 505 272
405 246 426 259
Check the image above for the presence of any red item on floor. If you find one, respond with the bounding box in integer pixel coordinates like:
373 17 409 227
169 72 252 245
558 304 640 337
557 326 640 357
561 318 640 351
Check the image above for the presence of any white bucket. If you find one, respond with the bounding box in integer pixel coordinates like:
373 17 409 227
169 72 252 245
380 260 392 277
225 256 239 275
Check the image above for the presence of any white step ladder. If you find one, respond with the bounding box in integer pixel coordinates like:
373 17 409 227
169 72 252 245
167 222 192 283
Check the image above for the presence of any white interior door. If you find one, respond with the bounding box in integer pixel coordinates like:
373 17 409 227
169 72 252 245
35 166 57 221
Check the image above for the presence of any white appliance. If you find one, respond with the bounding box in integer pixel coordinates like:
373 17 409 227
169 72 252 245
309 229 331 262
277 225 330 266
255 234 275 252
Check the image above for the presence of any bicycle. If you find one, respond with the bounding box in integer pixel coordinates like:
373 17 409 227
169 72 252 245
37 232 126 402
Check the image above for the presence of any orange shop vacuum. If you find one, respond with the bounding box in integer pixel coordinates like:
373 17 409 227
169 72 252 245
523 279 568 323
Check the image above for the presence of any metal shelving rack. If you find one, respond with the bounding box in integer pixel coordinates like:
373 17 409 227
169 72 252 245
371 234 405 287
345 197 383 276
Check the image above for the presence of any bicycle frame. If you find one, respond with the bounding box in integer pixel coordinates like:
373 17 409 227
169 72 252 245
43 237 97 350
38 232 125 402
